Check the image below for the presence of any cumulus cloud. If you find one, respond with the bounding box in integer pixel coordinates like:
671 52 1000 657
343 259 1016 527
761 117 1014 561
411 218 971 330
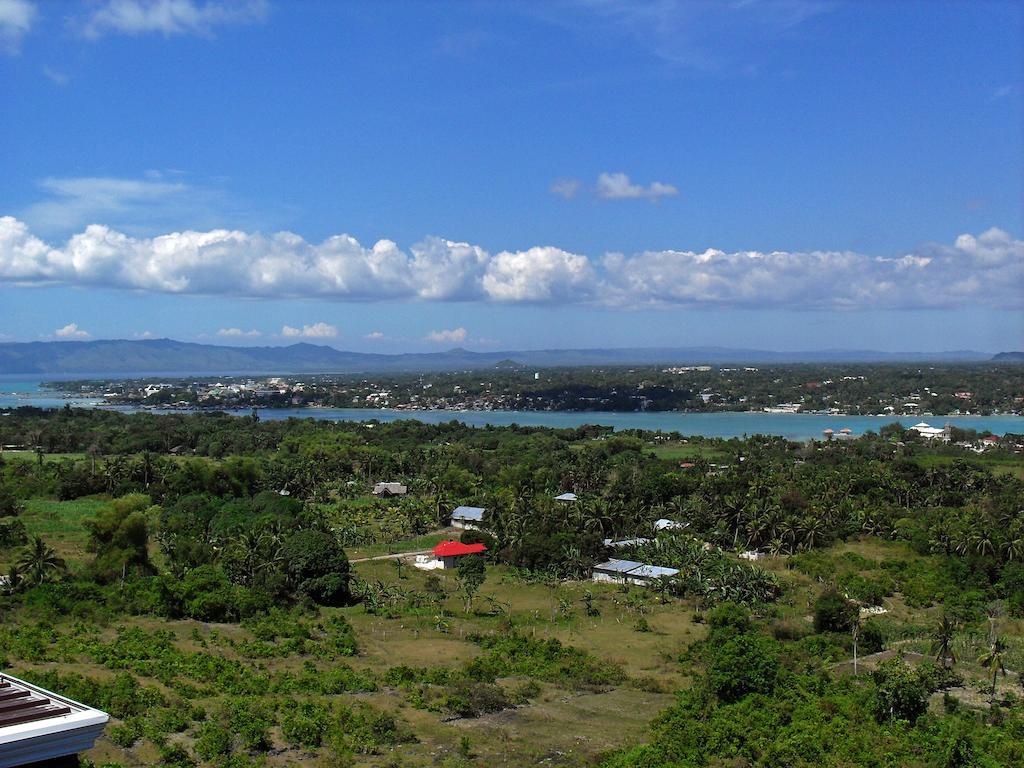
0 216 1020 311
425 327 468 343
79 0 268 39
364 331 385 340
0 0 35 54
596 172 678 201
281 322 337 339
217 327 261 337
483 246 596 302
54 323 90 339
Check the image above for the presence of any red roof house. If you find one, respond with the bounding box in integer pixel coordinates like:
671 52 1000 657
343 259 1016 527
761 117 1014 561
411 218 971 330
430 540 487 569
433 541 487 558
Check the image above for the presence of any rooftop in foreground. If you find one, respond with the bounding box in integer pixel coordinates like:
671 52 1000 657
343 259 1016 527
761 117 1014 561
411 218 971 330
0 673 109 768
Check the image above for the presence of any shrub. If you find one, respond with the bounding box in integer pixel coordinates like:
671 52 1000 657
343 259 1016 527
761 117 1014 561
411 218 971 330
707 634 781 703
813 590 857 634
871 658 929 723
0 517 27 547
280 529 351 606
194 722 232 760
707 602 752 638
859 620 885 654
443 679 511 718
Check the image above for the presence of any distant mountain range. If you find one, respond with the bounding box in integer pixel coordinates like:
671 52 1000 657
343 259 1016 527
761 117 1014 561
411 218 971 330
0 339 1014 376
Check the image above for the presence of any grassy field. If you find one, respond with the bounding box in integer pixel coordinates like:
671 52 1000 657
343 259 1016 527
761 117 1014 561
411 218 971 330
3 497 110 567
346 531 453 561
1 450 87 463
912 451 1024 480
5 491 1021 766
3 545 695 767
645 441 731 463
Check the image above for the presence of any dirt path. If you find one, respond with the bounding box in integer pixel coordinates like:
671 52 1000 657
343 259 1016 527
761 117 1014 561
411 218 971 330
350 549 432 563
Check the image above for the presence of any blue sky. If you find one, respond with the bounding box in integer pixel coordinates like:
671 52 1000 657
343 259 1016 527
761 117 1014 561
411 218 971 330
0 0 1021 353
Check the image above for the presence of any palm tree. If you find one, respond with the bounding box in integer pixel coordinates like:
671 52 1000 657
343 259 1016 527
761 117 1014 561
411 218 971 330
979 637 1009 707
2 564 23 594
930 612 958 669
17 536 66 586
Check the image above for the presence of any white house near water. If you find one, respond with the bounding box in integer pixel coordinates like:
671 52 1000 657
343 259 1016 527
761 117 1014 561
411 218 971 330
910 422 948 440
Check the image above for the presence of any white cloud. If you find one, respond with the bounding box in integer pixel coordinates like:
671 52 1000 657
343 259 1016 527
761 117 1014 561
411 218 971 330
596 172 678 201
550 178 582 199
42 66 69 85
54 323 90 339
553 0 828 71
990 84 1015 102
425 327 468 344
0 216 1020 310
79 0 268 39
0 0 34 54
364 331 385 340
483 246 596 302
134 330 156 339
217 327 261 337
22 175 198 236
281 322 337 339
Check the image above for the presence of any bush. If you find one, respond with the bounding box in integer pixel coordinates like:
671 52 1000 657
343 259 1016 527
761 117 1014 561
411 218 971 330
859 620 885 654
871 658 929 723
707 634 781 703
460 528 496 551
279 529 351 606
814 590 857 634
0 517 27 547
158 566 246 622
194 721 232 760
444 679 511 717
707 602 752 638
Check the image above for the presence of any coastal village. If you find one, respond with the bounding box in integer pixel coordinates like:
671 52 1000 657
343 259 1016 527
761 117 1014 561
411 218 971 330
34 363 1023 417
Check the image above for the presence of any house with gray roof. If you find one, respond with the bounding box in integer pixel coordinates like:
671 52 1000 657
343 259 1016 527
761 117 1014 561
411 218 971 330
591 558 680 586
450 505 486 530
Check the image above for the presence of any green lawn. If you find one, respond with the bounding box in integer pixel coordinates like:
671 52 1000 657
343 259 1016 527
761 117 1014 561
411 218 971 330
1 450 87 464
5 497 109 566
647 441 731 463
345 530 453 560
912 452 1024 480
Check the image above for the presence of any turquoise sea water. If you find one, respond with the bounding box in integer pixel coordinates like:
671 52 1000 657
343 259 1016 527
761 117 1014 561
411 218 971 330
1 378 1021 440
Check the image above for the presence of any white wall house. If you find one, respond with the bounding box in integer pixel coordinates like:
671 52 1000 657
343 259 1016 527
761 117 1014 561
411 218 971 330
592 558 680 586
450 505 485 530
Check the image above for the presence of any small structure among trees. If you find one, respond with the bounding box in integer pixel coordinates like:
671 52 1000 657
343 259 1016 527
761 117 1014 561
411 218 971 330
372 482 407 497
450 506 485 530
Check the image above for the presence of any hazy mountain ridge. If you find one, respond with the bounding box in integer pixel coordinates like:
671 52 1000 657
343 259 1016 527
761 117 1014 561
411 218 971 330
0 338 1005 375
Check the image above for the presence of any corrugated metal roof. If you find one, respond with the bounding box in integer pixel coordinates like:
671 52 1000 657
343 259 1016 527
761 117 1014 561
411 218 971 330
627 564 680 579
0 673 109 768
603 537 653 548
451 506 485 520
593 559 645 574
